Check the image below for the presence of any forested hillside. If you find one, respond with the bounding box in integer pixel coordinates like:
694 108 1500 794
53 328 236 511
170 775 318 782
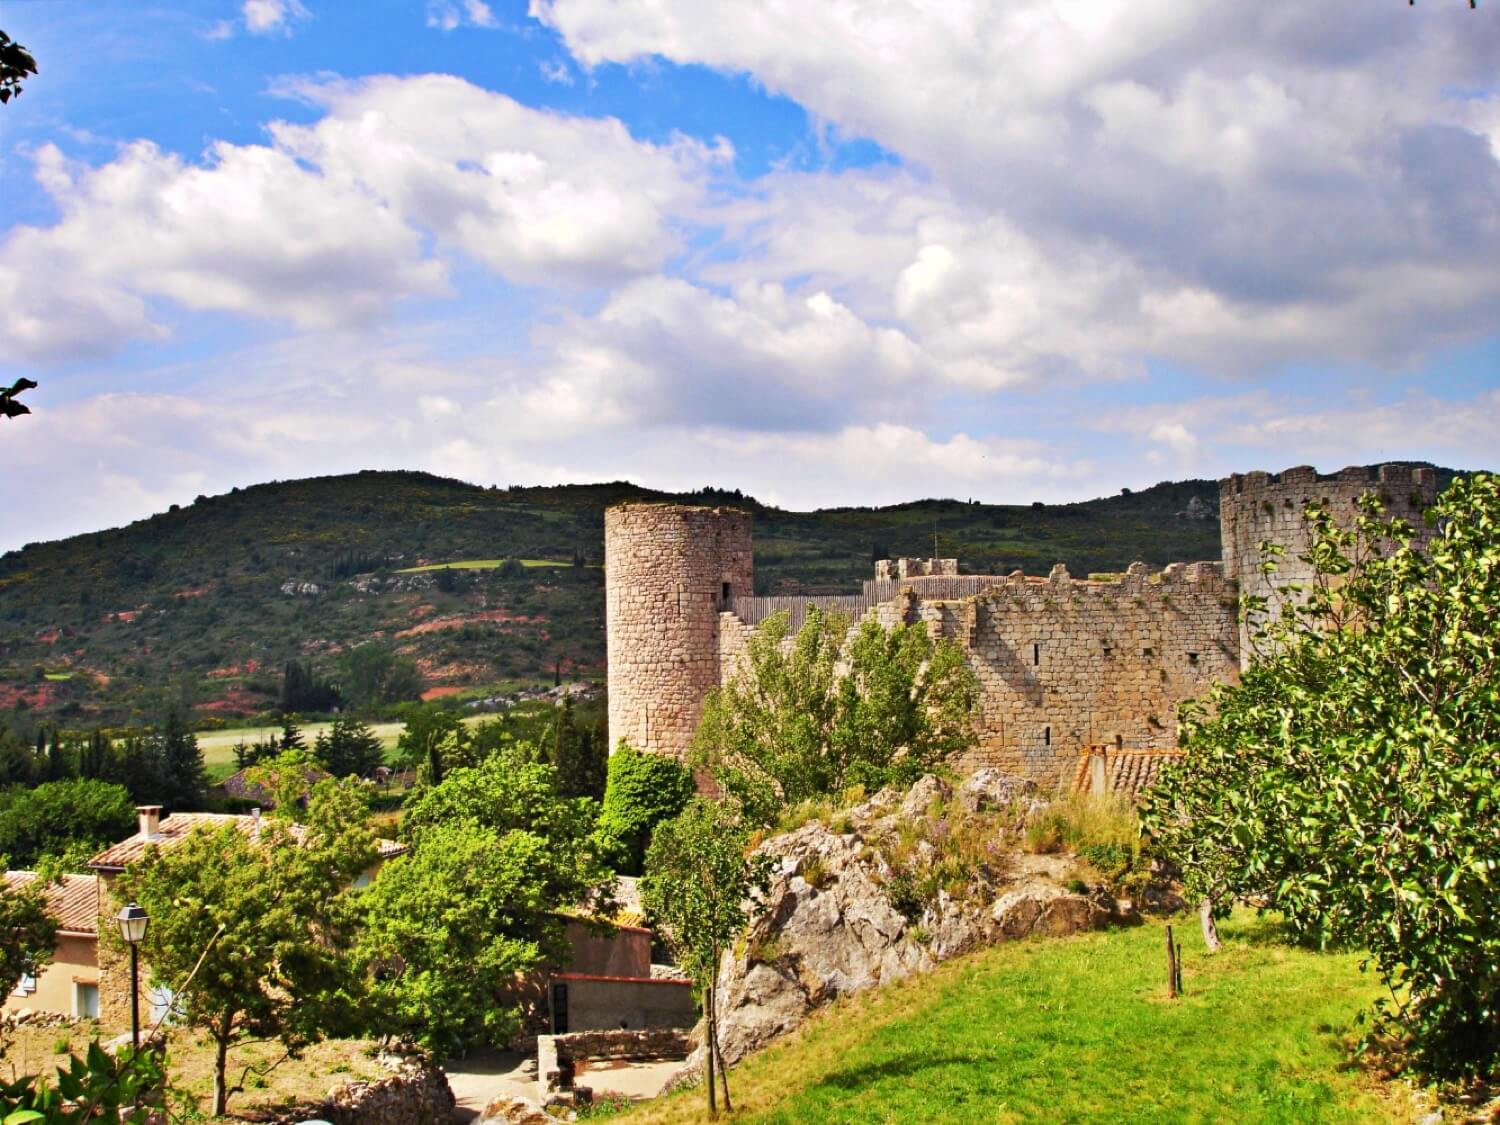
0 465 1452 728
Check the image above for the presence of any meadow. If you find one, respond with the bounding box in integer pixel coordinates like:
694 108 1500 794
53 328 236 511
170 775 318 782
618 912 1423 1124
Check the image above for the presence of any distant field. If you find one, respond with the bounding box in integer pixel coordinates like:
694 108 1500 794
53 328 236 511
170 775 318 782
196 720 407 772
620 912 1414 1124
395 558 572 572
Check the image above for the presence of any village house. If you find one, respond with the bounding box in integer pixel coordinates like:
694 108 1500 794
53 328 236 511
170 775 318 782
3 871 101 1020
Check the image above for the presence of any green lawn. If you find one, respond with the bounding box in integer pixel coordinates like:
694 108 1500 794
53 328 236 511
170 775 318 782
196 720 407 773
394 558 574 572
623 913 1416 1124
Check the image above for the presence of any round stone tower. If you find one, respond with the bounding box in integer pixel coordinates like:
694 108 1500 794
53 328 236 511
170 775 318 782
1219 463 1438 665
605 504 754 761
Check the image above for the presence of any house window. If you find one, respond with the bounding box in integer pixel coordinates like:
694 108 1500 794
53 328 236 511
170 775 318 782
74 982 99 1020
1187 652 1199 665
149 985 175 1025
12 972 35 998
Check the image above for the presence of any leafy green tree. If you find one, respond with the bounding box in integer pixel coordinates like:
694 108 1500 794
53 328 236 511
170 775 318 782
0 778 134 868
642 800 772 1117
693 608 978 823
596 742 696 876
119 779 375 1115
0 876 56 995
361 752 611 1053
0 30 37 105
395 705 469 784
314 713 385 779
1142 474 1500 1078
336 644 424 711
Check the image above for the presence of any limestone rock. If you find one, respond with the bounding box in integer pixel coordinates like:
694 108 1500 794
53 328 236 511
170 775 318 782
955 768 1035 814
477 1094 554 1124
675 775 1128 1083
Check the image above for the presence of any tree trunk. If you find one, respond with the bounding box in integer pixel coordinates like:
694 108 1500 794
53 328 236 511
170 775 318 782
705 968 718 1119
714 1002 733 1112
1200 897 1223 953
212 1030 230 1117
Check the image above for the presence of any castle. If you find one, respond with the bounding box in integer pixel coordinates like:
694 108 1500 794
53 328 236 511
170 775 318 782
605 464 1438 791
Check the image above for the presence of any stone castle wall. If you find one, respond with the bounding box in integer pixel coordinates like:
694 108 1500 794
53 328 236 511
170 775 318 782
605 504 753 760
719 561 1236 790
609 463 1439 788
1220 463 1438 666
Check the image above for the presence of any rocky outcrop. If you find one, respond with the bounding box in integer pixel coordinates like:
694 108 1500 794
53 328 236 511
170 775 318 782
687 774 1128 1076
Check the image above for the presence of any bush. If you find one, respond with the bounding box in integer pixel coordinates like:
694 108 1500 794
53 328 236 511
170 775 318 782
595 743 696 876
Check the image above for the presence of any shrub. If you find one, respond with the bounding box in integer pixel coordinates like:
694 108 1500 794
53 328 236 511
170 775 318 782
595 743 696 876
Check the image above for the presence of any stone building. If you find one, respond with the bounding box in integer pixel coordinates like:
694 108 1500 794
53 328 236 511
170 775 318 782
605 463 1441 790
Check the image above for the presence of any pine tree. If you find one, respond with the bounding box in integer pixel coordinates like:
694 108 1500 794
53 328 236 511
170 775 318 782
155 707 207 812
315 714 384 779
278 714 305 753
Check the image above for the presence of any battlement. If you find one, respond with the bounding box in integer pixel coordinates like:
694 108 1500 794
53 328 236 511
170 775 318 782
873 557 959 580
1219 463 1439 667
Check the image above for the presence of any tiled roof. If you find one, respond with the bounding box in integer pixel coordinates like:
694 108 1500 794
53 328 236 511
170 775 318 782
1073 749 1185 802
89 813 407 872
4 871 99 936
214 765 329 808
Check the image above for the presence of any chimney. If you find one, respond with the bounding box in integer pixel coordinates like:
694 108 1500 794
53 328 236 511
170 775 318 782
137 805 162 840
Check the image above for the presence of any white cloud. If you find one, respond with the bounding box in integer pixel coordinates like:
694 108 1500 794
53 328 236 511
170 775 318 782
0 76 727 364
536 0 1500 377
242 0 309 36
426 0 498 31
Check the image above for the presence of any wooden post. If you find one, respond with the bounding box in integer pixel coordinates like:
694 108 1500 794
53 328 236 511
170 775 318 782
1165 925 1178 1000
1174 935 1184 996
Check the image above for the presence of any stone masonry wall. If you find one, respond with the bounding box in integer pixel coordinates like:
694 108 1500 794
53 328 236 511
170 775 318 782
717 561 1237 791
1220 464 1438 666
605 504 753 760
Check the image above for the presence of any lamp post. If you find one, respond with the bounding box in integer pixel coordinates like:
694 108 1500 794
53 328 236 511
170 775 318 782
116 902 149 1050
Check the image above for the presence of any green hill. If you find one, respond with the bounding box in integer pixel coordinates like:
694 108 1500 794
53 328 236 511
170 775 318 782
0 465 1457 728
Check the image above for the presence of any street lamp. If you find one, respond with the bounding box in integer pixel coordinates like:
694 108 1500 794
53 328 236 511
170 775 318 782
116 902 149 1050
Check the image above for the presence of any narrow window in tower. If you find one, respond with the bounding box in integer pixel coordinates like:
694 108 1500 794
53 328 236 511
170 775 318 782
1033 643 1041 666
1115 734 1124 750
1187 651 1199 665
1044 725 1051 747
722 581 732 604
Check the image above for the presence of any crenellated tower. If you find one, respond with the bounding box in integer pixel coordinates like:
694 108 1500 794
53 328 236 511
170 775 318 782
604 504 753 760
1219 463 1438 665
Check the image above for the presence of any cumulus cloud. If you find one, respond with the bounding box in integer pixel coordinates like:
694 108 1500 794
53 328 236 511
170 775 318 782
536 0 1500 377
0 76 726 364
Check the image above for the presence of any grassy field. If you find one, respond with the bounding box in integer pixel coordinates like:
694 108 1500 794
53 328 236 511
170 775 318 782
196 720 407 773
395 557 574 572
620 913 1421 1124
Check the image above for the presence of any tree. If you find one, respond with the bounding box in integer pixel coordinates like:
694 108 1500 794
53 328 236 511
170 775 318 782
360 752 611 1054
1142 474 1500 1079
550 697 606 801
395 705 468 784
152 706 206 811
0 778 134 868
0 877 55 996
314 714 385 779
693 608 978 823
641 800 772 1117
279 659 340 714
595 742 696 876
277 713 305 753
119 780 375 1115
0 31 37 105
336 644 424 711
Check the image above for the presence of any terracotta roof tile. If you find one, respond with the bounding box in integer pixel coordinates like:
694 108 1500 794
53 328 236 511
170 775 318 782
89 813 406 872
1072 749 1185 802
4 871 99 936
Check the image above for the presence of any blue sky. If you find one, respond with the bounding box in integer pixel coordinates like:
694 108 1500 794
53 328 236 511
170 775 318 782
1 0 1498 551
